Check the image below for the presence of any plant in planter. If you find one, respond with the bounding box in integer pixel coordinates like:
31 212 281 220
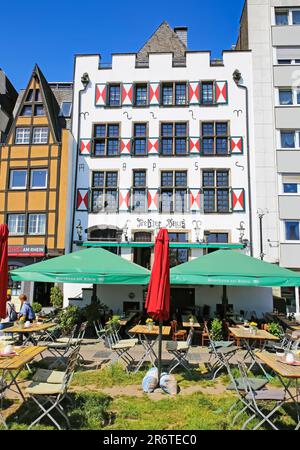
32 302 42 315
146 318 154 331
58 305 80 335
50 286 63 310
267 322 284 338
18 316 26 329
210 318 223 341
249 322 258 335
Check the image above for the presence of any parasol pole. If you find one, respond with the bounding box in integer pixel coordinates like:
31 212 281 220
158 320 163 381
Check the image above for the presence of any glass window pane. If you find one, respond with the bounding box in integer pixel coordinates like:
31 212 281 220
92 190 103 212
216 123 228 136
216 138 228 154
107 139 119 155
35 90 42 102
59 102 72 117
217 189 229 212
109 85 120 106
34 105 45 116
31 169 47 188
279 90 293 105
275 11 289 25
293 11 300 25
175 171 187 186
285 222 300 240
281 131 295 148
175 189 187 212
284 183 298 193
10 170 27 189
26 89 33 102
204 190 215 212
203 171 215 187
133 190 146 212
108 124 119 137
105 190 118 211
94 141 105 156
161 138 173 155
7 214 25 234
161 172 173 187
217 171 229 186
94 125 106 138
134 171 146 187
202 82 213 104
28 214 46 234
162 123 173 136
135 85 148 106
162 85 173 105
175 123 187 136
134 139 147 155
106 172 118 187
202 123 214 136
175 138 187 155
93 172 105 187
15 128 30 144
202 138 214 155
297 90 300 104
21 105 32 116
175 83 186 105
134 124 146 137
32 127 48 144
161 191 173 212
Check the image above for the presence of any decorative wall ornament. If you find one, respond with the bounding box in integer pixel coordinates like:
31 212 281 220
189 109 196 120
123 111 132 120
233 109 243 117
80 111 89 120
150 112 157 120
235 161 245 171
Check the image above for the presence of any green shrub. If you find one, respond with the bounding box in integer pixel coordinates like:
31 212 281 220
210 318 223 341
58 305 80 335
31 302 42 314
79 298 108 325
50 286 63 309
267 322 284 338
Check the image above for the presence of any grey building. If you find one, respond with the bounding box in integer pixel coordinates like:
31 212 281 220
0 69 17 143
237 0 300 313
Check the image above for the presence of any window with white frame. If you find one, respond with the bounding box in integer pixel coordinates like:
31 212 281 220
30 169 48 189
7 214 25 234
285 221 300 241
32 127 48 144
275 8 300 26
279 130 300 149
282 175 300 194
15 128 30 144
278 88 300 106
28 214 46 235
276 47 300 65
9 170 27 189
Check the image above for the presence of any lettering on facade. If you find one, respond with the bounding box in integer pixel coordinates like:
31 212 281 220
136 218 186 230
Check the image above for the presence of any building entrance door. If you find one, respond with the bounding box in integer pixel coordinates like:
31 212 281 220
170 288 195 316
33 282 54 307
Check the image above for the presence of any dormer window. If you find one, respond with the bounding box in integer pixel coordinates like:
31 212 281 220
20 105 32 116
34 105 45 116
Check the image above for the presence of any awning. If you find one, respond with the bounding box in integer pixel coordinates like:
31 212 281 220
81 241 244 250
170 250 300 287
10 248 150 285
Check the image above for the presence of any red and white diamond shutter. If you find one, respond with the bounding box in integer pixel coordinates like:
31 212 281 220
148 189 159 211
215 81 228 104
189 138 200 155
95 84 107 107
189 82 200 105
230 137 244 155
190 190 201 212
77 189 89 211
121 139 131 155
119 189 130 212
79 139 91 156
148 138 159 155
122 84 133 106
232 189 246 212
149 83 160 106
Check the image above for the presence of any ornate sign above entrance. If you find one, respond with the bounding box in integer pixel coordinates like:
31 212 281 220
136 218 186 230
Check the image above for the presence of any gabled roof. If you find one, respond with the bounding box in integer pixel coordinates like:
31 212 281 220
137 21 187 61
7 65 62 143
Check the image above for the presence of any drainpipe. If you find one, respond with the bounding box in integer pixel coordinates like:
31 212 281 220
70 72 90 251
233 70 254 257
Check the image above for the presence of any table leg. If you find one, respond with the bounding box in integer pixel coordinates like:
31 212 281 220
5 369 26 401
242 340 270 379
134 334 158 373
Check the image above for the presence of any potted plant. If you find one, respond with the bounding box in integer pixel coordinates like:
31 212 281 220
267 322 283 339
18 316 26 330
250 322 258 335
146 318 154 331
188 315 195 326
210 318 223 341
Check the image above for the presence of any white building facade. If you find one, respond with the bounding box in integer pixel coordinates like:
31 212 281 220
66 23 261 313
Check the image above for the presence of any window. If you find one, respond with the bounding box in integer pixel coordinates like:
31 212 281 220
132 170 147 213
20 105 32 116
134 84 148 106
282 175 300 194
161 82 187 106
285 221 300 241
169 233 189 268
202 122 229 156
160 171 188 213
7 214 25 234
203 169 230 213
133 123 147 156
30 169 48 189
206 232 229 243
91 171 118 213
59 102 72 117
279 90 293 105
275 10 289 25
201 82 214 105
10 170 27 189
276 47 300 64
34 105 45 116
293 10 300 25
35 89 42 102
160 122 188 156
28 214 46 235
8 265 22 296
26 90 34 102
32 127 48 144
108 84 121 106
280 131 297 148
15 128 30 144
92 123 120 156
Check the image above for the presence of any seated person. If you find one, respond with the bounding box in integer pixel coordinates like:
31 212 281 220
16 294 36 345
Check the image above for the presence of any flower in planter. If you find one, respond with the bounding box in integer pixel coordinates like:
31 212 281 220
146 318 154 324
250 322 258 328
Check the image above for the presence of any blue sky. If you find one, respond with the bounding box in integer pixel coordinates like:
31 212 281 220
1 0 245 90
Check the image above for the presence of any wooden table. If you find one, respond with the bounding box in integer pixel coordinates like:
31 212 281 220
3 323 56 345
119 313 137 327
129 325 171 372
0 346 46 400
229 326 279 377
266 313 300 332
256 350 300 429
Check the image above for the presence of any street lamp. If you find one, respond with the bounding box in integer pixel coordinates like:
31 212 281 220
193 220 202 243
76 220 83 241
257 209 269 260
